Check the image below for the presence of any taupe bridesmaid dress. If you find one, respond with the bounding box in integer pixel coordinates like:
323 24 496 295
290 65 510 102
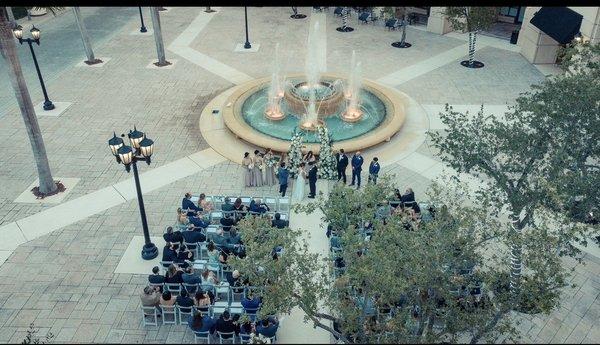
252 155 264 187
242 156 253 187
264 152 276 186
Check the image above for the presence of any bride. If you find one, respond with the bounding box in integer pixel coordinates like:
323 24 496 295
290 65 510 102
292 162 307 202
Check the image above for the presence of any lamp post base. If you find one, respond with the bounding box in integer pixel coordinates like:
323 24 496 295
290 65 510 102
244 42 252 49
290 14 307 19
336 26 354 32
141 242 159 260
43 100 55 111
140 26 147 33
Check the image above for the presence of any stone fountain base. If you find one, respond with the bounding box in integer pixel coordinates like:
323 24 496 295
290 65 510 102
284 81 344 117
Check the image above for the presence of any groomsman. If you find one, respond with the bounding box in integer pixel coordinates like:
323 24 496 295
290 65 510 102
350 151 364 189
308 162 318 198
277 162 289 197
336 149 349 184
368 157 380 185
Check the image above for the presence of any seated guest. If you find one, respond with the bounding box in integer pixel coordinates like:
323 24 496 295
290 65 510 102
221 197 235 212
226 270 246 294
177 207 190 228
162 242 178 262
188 310 217 333
248 198 269 214
233 198 247 220
239 321 254 338
182 192 203 216
198 193 214 213
182 267 201 285
175 244 194 268
176 289 195 312
401 187 415 204
194 290 214 308
165 263 184 284
206 242 220 264
140 286 161 314
182 226 206 245
391 188 403 208
215 310 239 337
256 316 279 338
200 269 220 286
163 226 183 244
241 291 261 313
220 212 236 232
411 202 421 221
271 213 288 229
160 290 176 307
189 214 210 229
148 266 165 285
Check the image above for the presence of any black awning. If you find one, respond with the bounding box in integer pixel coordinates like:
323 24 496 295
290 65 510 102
530 7 583 44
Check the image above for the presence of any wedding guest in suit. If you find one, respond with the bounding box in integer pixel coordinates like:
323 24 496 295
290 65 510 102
271 213 289 229
242 152 253 187
336 149 349 184
368 157 381 185
277 162 290 197
182 192 202 216
308 162 318 198
350 151 364 189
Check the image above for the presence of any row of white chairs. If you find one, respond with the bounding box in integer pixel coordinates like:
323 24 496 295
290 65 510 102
190 195 291 213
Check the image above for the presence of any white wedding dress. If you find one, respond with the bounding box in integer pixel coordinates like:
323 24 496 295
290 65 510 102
291 169 306 203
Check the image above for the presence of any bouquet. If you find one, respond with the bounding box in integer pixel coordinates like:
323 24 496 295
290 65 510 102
248 164 254 170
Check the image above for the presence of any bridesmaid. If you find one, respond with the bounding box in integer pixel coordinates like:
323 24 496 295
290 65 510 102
263 148 277 186
252 150 264 187
242 152 253 187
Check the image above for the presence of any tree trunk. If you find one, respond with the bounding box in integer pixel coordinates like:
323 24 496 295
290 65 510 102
468 31 477 66
0 10 57 194
149 7 168 66
400 15 407 45
509 213 523 300
342 7 348 29
5 7 15 26
72 7 99 64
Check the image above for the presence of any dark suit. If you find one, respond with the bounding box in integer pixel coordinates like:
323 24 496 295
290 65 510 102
220 217 235 232
271 219 289 229
337 154 349 183
163 231 183 244
162 247 178 262
350 155 364 187
182 198 202 216
181 230 206 245
148 274 165 285
308 166 318 197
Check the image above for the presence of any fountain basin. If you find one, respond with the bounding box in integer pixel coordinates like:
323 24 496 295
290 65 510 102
284 81 344 117
222 73 406 154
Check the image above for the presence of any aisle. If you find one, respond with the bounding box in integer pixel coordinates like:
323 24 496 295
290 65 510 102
277 180 333 344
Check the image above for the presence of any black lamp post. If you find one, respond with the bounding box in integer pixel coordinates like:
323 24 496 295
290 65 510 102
290 7 306 19
243 7 251 49
138 6 147 33
12 25 54 111
108 128 159 260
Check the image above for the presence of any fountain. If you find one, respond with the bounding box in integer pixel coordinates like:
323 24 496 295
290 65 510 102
299 85 324 131
264 43 285 121
341 50 364 123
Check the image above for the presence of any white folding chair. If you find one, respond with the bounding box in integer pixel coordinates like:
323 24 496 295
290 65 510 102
217 331 236 344
264 197 277 211
160 305 177 325
278 197 290 212
165 283 182 296
177 305 193 325
210 211 223 224
140 306 159 327
193 330 211 344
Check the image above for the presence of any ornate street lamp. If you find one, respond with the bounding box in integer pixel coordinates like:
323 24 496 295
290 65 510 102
138 6 147 33
12 25 54 111
107 128 158 260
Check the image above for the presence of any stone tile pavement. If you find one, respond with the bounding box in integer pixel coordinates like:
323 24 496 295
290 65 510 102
0 6 597 344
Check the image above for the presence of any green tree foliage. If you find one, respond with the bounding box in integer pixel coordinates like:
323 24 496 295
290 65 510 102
428 42 599 309
443 7 497 33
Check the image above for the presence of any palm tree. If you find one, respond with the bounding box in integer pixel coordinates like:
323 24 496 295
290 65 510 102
72 7 101 65
0 7 59 195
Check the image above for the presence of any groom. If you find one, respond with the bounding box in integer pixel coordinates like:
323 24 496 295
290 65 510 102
307 161 318 199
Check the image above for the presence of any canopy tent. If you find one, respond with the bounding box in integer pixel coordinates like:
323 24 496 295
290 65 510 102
530 7 583 44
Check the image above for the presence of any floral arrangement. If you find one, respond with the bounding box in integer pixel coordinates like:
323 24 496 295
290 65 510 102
317 125 337 179
287 129 304 178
